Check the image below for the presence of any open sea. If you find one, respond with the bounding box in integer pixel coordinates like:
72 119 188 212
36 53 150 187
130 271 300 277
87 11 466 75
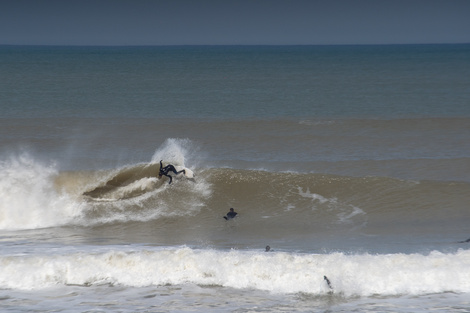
1 44 470 312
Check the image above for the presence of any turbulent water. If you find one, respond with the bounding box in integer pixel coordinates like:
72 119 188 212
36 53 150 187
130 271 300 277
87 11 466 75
1 44 470 312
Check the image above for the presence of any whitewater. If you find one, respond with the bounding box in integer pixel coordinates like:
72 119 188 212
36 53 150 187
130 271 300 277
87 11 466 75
2 245 470 296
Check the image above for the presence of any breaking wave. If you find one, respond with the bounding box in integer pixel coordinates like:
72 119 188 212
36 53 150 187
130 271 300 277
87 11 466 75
1 246 469 296
0 153 82 230
2 152 469 233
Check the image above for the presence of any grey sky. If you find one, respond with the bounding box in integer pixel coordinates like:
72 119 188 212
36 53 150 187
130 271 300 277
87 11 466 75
1 0 469 45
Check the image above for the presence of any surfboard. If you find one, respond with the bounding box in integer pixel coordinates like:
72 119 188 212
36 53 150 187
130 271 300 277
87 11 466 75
183 168 194 179
175 166 194 179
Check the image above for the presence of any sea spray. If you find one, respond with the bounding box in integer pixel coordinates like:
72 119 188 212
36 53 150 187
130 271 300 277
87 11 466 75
0 153 82 230
151 138 200 168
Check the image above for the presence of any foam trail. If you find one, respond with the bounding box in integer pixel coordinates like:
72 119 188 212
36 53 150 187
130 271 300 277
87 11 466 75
1 247 469 296
0 153 82 230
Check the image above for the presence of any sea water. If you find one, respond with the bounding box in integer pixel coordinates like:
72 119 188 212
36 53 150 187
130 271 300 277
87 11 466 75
1 44 470 312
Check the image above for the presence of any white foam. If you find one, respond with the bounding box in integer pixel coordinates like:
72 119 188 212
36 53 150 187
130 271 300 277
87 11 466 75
297 187 365 224
0 153 83 230
298 187 329 203
102 177 157 201
1 247 469 296
82 169 211 226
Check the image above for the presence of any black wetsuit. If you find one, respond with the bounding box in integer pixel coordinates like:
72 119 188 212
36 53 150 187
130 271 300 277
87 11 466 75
159 160 185 184
224 210 238 220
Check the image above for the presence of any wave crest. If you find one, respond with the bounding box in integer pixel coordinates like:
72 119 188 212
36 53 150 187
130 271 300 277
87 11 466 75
2 247 469 296
0 153 82 230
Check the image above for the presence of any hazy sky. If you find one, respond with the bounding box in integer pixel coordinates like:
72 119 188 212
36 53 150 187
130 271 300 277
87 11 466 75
1 0 469 45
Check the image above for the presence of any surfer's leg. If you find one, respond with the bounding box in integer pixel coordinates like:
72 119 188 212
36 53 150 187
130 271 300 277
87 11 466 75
169 167 185 175
163 173 172 184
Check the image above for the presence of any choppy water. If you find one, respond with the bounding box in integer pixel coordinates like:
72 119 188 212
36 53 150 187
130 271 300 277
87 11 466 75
1 44 470 312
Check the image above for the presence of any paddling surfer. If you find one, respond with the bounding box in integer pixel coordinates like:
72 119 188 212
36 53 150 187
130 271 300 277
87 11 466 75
224 208 238 220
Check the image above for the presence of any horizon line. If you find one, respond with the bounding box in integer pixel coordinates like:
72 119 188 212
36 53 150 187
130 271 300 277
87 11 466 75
1 42 469 48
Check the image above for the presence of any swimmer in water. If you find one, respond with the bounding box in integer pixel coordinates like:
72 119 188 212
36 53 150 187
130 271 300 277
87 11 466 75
223 208 238 220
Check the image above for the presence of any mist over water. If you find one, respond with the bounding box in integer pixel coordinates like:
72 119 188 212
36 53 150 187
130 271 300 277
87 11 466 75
0 153 82 230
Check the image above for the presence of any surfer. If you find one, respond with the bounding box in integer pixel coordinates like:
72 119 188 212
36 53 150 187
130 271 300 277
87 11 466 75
158 160 185 184
324 275 333 290
223 208 238 220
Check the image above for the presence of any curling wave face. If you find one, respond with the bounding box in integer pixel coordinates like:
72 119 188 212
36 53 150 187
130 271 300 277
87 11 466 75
81 162 163 200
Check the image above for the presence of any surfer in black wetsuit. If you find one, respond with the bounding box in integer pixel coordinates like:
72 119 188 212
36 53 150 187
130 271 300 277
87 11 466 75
324 276 333 290
158 160 185 184
224 208 238 220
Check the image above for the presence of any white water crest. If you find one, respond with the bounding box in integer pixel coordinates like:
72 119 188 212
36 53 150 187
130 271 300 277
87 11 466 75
1 247 469 296
0 153 83 230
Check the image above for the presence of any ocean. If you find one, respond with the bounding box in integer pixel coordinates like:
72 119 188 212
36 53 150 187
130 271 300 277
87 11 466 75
1 44 470 312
